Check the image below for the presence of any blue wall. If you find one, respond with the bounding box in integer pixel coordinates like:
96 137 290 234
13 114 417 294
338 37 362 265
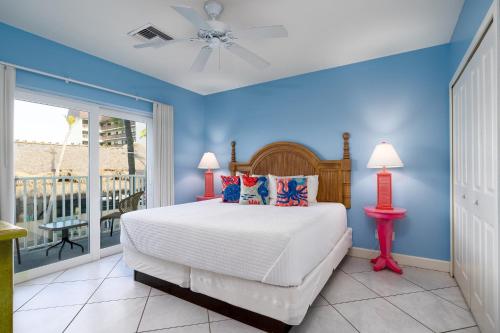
204 44 452 261
1 0 494 260
0 22 205 204
450 0 493 73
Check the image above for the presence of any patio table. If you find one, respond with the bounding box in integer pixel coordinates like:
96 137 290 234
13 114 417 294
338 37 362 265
39 218 88 260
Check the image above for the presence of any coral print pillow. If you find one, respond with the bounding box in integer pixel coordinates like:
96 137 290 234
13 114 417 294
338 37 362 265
239 175 269 205
275 177 309 207
221 175 240 203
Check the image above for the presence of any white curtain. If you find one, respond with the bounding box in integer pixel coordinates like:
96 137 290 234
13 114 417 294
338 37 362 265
152 102 174 207
0 65 16 223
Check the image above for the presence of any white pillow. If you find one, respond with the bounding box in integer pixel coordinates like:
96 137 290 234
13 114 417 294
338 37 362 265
306 175 319 204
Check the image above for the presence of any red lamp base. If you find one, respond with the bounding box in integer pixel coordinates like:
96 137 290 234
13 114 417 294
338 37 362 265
376 168 393 210
204 169 215 198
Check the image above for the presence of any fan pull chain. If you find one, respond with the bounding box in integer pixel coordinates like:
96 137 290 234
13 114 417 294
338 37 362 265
218 47 221 72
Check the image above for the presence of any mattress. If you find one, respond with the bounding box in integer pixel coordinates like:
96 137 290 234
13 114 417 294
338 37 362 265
120 199 347 287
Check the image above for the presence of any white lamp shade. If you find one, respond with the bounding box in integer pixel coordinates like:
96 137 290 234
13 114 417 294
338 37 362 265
367 142 404 168
198 152 220 169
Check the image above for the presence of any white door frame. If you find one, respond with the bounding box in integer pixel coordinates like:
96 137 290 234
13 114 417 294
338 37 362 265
449 1 499 331
13 89 153 283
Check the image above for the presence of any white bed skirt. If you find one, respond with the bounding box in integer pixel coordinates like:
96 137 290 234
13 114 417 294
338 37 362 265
123 227 352 325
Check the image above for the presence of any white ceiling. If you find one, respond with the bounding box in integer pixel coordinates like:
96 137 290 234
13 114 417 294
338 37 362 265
0 0 464 95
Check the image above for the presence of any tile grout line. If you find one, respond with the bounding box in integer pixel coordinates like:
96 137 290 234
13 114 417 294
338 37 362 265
330 265 436 333
320 281 440 307
383 295 440 333
393 269 457 292
428 290 472 312
62 255 123 332
343 258 457 292
441 325 479 332
87 294 149 305
322 298 360 333
135 287 153 333
14 269 66 312
206 308 211 333
16 303 88 312
356 271 464 309
321 294 382 306
348 271 425 297
138 321 210 333
356 267 469 313
329 293 437 333
332 270 473 333
419 283 459 291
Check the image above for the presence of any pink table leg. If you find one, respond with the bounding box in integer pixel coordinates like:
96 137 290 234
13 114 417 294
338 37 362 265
372 218 402 274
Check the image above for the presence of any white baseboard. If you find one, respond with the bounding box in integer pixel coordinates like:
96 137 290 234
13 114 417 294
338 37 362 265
348 247 451 273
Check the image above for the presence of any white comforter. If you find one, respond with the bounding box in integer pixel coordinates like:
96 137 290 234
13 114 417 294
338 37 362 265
120 199 347 287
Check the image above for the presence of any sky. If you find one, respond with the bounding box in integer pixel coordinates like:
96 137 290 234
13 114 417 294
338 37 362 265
14 99 147 145
14 100 85 144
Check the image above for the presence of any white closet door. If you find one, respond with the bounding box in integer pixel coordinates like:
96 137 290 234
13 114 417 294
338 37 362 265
453 61 472 304
469 22 498 333
453 21 498 333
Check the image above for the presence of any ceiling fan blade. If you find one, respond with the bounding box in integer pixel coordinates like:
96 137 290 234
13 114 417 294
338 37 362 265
171 5 211 31
226 43 270 69
232 25 288 39
191 46 213 72
133 37 193 49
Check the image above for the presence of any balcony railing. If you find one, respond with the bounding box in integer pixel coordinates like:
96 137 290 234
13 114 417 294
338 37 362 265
15 175 146 250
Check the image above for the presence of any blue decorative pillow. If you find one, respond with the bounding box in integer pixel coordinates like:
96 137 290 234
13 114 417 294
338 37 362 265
221 175 240 203
239 175 269 205
275 177 308 206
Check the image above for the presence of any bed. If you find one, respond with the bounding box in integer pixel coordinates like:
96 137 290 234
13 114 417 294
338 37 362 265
121 133 352 332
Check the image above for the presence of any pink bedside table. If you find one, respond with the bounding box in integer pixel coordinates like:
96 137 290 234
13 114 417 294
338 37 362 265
196 195 222 201
364 206 407 274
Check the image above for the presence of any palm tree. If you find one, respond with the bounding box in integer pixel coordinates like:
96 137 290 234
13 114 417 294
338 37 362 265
123 119 136 175
44 110 79 223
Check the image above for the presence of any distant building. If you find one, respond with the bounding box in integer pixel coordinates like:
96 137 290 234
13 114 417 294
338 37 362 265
99 117 136 147
81 117 136 147
82 118 89 145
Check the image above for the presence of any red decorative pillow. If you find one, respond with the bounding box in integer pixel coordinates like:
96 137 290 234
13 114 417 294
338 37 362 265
221 175 240 203
275 177 308 206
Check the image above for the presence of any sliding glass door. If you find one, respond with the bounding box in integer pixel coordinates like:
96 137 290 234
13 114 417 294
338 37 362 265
13 95 91 272
13 90 152 275
98 110 149 249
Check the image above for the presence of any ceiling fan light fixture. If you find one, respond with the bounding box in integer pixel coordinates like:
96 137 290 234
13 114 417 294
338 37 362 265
204 0 224 19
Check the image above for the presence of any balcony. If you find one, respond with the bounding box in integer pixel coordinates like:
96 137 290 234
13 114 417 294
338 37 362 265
14 174 146 272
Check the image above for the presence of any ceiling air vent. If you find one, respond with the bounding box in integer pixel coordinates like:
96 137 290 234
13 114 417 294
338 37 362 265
128 24 173 42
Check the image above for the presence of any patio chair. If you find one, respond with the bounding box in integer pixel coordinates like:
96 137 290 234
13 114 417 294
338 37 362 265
100 191 144 237
15 238 21 265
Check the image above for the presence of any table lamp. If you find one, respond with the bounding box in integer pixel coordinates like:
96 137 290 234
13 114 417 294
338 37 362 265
367 142 403 210
198 152 220 198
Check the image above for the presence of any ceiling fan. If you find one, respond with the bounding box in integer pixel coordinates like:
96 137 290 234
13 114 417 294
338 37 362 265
134 0 288 72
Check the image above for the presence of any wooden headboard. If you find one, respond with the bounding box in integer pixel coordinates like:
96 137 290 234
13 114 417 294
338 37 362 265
229 133 351 208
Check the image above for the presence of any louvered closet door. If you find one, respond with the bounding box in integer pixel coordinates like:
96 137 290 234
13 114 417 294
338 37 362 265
453 21 498 333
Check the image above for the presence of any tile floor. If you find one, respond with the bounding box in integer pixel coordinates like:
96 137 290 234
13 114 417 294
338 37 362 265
13 254 479 333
